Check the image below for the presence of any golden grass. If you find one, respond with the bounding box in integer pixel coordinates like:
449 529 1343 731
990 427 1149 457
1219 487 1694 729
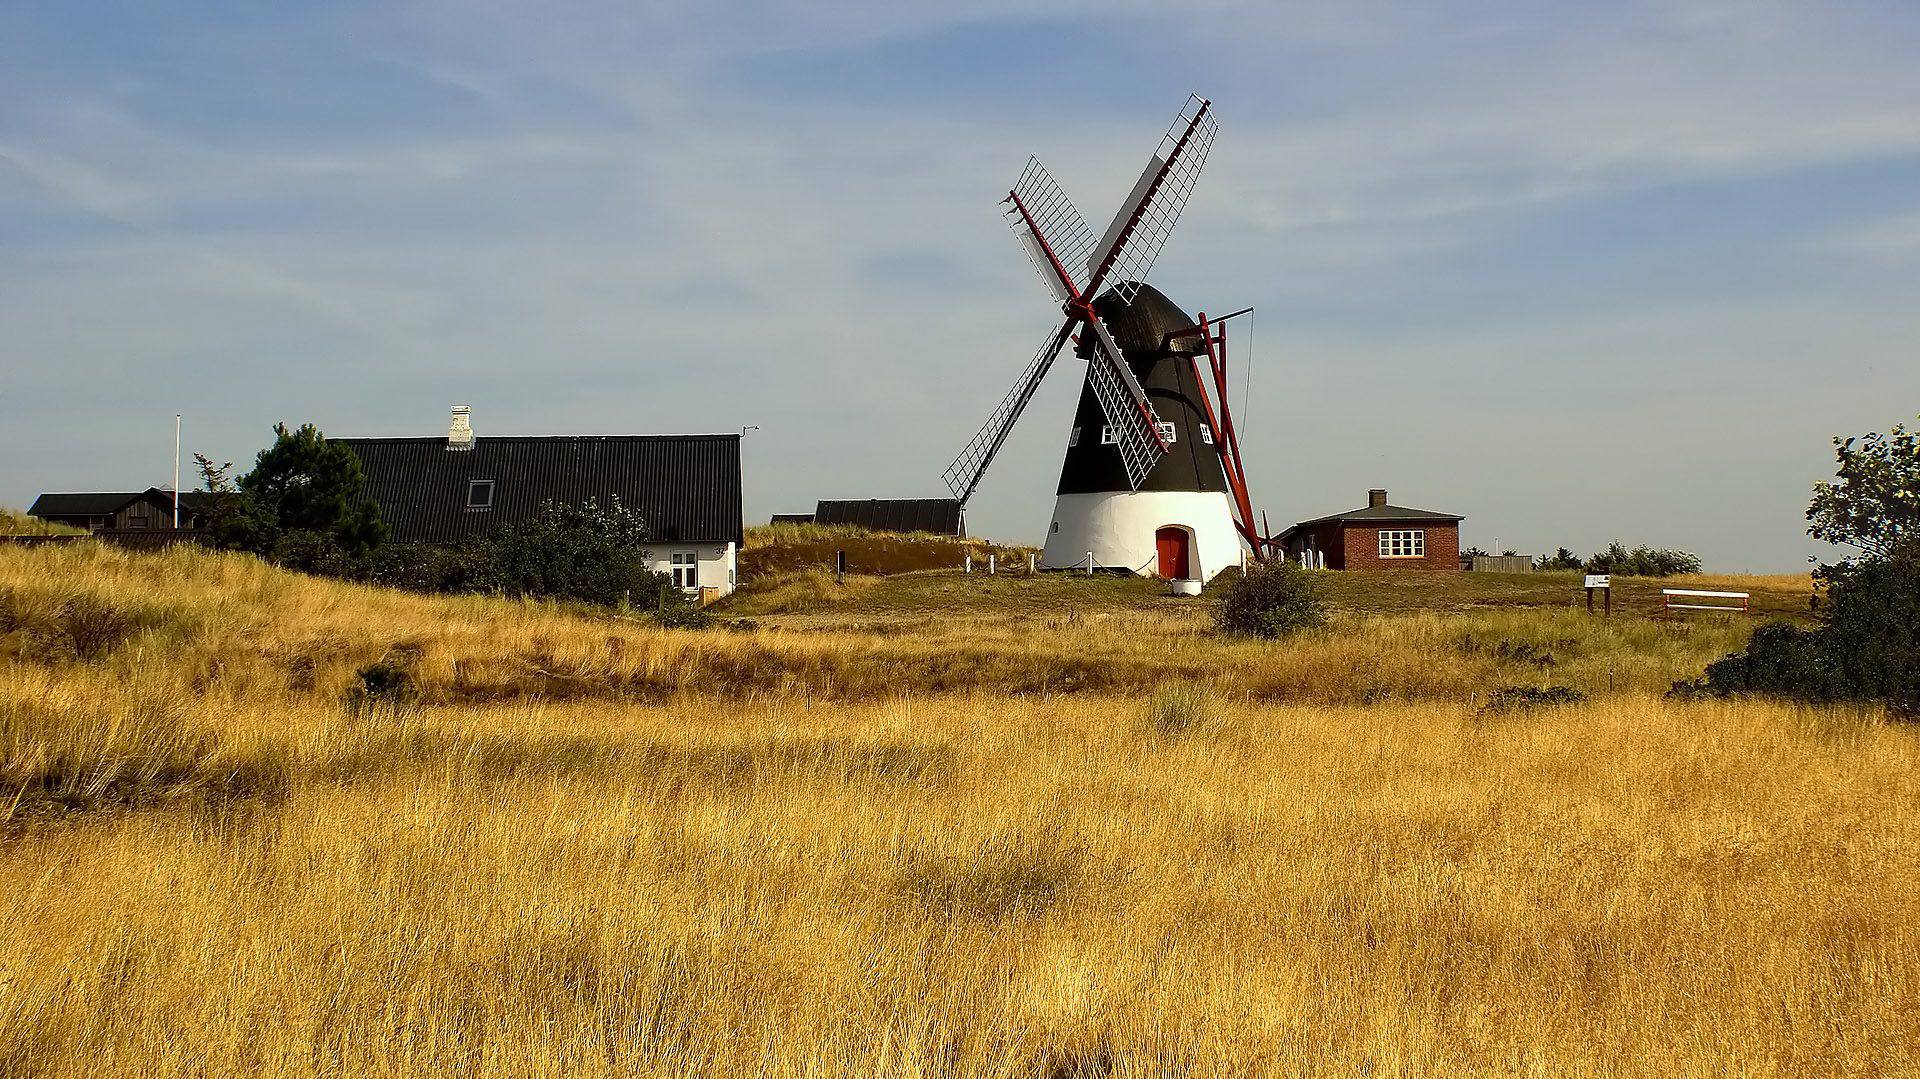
4 542 1916 1075
3 691 1917 1076
0 507 83 536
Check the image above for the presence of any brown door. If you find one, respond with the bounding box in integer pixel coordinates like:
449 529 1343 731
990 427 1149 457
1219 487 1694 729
1155 527 1190 579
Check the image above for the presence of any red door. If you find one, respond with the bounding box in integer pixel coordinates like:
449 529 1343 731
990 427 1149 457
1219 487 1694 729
1155 527 1190 579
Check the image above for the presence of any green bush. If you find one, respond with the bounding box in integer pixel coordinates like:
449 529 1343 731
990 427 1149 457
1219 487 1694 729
343 658 423 719
1213 560 1327 640
1678 556 1920 714
469 499 677 609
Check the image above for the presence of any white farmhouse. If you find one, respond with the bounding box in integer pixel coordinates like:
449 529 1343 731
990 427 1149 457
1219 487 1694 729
333 407 743 601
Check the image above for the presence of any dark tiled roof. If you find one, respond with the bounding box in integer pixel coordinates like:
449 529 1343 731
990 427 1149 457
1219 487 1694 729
814 498 964 535
30 492 146 517
30 487 203 520
1281 502 1463 540
333 435 743 546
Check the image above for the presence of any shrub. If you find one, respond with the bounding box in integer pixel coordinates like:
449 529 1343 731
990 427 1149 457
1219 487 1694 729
1213 560 1327 639
1679 556 1920 713
343 658 423 720
471 499 677 609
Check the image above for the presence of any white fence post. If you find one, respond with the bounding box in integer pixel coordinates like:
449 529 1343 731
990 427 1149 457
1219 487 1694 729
964 554 971 574
988 553 996 575
1086 552 1094 576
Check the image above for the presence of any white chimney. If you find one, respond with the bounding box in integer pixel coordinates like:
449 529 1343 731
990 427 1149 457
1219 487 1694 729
448 405 474 450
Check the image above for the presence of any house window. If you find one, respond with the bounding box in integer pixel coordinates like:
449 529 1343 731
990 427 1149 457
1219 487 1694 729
467 480 495 509
670 552 698 590
1379 530 1426 558
1099 425 1117 445
1068 427 1082 448
1156 421 1176 444
128 508 150 530
1200 425 1214 445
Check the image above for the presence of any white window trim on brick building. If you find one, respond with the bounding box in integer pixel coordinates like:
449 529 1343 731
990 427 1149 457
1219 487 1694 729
1378 529 1426 558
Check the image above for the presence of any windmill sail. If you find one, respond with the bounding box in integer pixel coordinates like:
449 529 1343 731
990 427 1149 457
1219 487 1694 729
1006 157 1097 300
1084 95 1217 306
1081 322 1167 490
942 323 1076 504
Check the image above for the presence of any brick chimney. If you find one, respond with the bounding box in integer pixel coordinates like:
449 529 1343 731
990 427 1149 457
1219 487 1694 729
1368 488 1388 508
447 405 474 450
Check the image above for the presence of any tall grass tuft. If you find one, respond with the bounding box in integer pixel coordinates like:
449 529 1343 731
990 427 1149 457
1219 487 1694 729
1144 682 1214 737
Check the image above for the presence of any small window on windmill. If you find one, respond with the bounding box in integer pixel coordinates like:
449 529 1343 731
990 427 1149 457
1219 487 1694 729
1156 422 1177 444
1200 424 1214 445
1068 426 1082 448
1099 425 1117 445
467 479 495 509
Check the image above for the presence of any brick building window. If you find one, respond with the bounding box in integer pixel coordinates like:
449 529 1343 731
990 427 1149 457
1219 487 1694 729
1379 530 1425 558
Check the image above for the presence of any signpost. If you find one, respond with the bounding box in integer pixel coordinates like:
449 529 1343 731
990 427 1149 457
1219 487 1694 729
1584 574 1611 615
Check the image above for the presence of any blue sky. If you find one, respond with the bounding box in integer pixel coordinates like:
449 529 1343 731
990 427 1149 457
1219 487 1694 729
3 0 1918 570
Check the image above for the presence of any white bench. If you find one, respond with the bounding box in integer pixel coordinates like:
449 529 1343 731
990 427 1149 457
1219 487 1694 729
1663 588 1749 613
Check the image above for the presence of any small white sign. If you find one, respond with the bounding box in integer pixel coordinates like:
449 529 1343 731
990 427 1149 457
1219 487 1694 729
1584 574 1611 589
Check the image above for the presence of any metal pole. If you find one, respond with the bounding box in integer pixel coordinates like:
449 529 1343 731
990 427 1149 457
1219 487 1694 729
836 550 846 584
172 414 181 529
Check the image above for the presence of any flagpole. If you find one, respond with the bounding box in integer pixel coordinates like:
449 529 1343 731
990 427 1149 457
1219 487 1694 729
173 414 181 529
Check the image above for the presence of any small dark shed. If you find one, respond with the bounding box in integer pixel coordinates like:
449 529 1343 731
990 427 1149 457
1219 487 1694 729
29 489 208 533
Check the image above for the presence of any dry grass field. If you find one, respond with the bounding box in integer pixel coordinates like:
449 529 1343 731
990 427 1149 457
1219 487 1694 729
2 540 1915 1077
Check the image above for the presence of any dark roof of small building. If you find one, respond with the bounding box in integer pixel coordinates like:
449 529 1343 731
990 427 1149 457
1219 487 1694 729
814 498 963 535
769 513 816 526
333 435 742 546
29 488 207 519
1280 501 1463 540
30 491 145 517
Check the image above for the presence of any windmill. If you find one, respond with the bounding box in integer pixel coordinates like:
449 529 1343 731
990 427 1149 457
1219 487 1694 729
943 94 1267 580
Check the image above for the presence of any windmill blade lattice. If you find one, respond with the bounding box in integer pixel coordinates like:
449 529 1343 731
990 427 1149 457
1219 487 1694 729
942 322 1076 503
1082 325 1166 490
1006 157 1097 300
1086 94 1218 306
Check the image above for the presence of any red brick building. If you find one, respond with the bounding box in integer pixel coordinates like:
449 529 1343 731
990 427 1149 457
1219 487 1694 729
1277 489 1463 571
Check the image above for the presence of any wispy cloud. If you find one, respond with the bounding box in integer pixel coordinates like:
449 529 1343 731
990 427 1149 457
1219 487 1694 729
2 0 1918 569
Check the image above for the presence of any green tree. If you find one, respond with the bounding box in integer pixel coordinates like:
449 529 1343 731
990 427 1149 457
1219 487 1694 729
1536 547 1583 571
238 423 386 557
1680 417 1920 714
1806 418 1920 564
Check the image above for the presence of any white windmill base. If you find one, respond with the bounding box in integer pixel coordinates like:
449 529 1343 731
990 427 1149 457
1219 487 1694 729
1039 490 1243 579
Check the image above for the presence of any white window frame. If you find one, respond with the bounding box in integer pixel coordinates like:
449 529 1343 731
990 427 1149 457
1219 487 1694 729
670 551 698 590
1200 424 1214 445
1099 425 1117 446
1378 529 1426 558
1156 421 1176 444
1068 427 1082 448
467 479 495 509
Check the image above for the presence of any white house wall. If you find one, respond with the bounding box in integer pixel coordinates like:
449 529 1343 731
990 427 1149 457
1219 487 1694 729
1040 490 1241 579
642 541 738 598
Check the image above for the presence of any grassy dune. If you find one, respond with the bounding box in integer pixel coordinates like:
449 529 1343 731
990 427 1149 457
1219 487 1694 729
2 541 1914 1077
